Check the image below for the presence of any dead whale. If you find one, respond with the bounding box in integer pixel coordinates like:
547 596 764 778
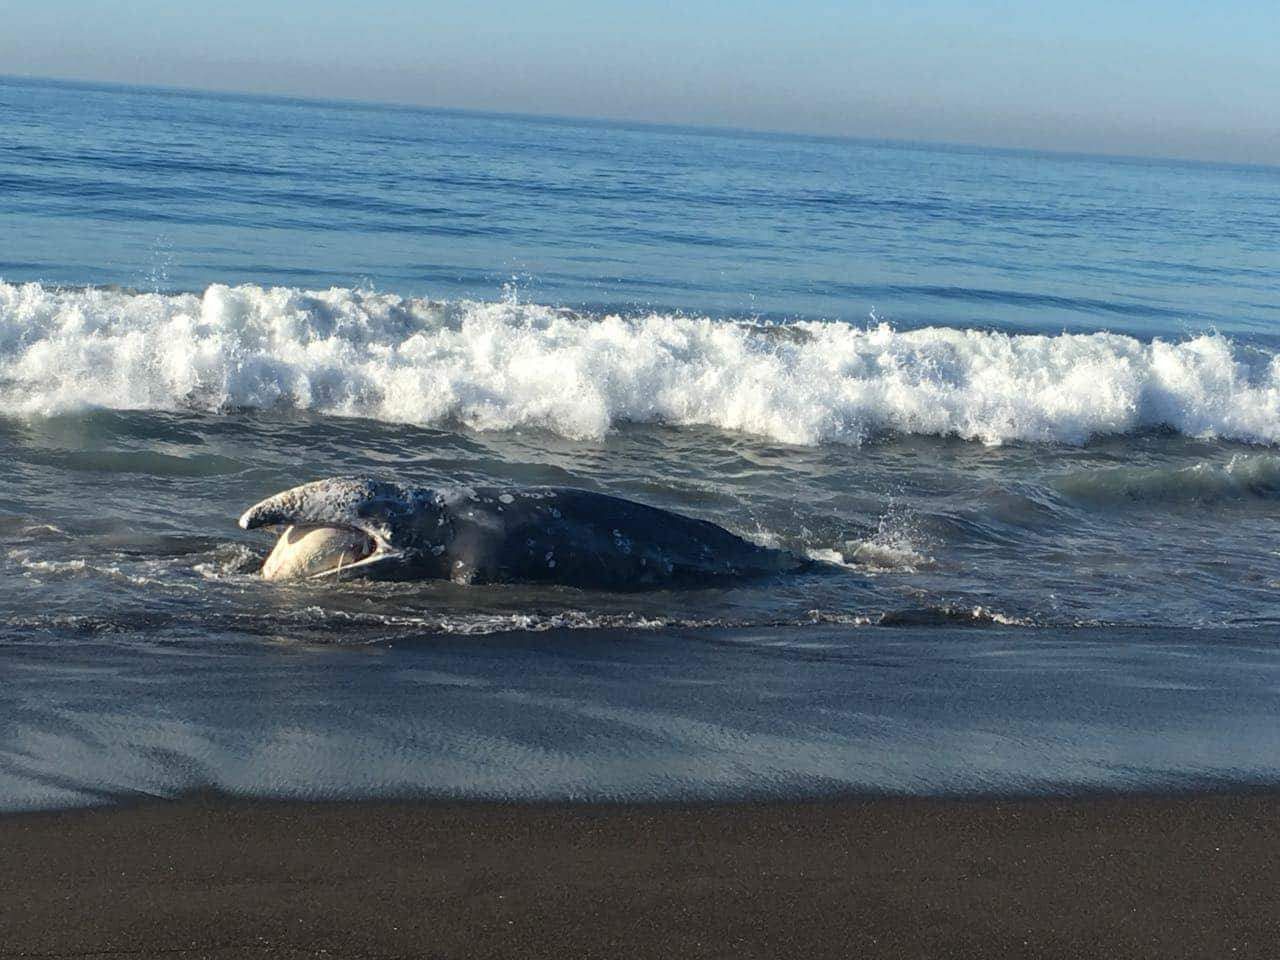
240 477 809 589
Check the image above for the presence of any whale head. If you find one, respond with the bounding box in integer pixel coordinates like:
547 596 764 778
239 477 444 581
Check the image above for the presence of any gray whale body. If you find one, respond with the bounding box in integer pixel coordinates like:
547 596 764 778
240 477 808 588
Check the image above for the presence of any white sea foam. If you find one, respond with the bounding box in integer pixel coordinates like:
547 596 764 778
7 549 194 590
825 538 933 573
813 499 933 572
4 281 1280 447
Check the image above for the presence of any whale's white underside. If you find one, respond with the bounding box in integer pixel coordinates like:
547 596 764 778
261 524 377 581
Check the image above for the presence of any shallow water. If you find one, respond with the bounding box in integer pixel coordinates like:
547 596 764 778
6 410 1280 638
2 76 1279 808
6 625 1280 811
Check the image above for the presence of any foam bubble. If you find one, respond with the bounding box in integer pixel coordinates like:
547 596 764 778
4 281 1280 447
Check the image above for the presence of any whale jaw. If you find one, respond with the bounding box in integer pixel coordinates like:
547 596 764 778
260 524 378 581
239 478 413 581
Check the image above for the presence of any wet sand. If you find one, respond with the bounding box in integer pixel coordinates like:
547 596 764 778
3 792 1278 959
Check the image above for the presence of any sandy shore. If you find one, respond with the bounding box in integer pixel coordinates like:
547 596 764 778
3 792 1278 959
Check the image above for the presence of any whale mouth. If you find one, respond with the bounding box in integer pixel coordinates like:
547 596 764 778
239 478 413 581
240 478 409 583
259 523 384 581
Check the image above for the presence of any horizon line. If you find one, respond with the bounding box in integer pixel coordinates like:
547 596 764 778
4 70 1278 173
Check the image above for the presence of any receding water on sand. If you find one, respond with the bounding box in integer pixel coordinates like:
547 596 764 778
4 624 1280 811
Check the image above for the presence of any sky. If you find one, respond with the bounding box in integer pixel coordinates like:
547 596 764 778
3 0 1277 164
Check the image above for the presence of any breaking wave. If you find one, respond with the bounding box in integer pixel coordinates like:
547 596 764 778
4 281 1280 447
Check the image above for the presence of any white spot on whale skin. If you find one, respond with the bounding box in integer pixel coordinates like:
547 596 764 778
499 494 515 505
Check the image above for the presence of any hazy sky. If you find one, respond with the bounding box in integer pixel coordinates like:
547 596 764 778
4 1 1277 163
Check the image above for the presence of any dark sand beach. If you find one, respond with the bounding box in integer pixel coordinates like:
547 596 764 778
4 791 1278 959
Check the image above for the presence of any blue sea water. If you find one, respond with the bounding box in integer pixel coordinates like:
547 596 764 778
2 75 1280 809
5 76 1277 337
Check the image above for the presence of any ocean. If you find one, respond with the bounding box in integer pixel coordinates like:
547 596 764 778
2 75 1279 810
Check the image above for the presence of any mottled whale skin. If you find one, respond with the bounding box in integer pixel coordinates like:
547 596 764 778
239 477 808 588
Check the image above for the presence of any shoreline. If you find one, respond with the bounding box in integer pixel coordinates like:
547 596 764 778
5 790 1279 958
10 771 1280 816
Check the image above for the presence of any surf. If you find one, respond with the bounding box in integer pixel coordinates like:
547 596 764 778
4 280 1280 448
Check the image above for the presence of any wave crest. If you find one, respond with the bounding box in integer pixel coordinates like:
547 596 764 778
1056 454 1280 506
3 281 1279 447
